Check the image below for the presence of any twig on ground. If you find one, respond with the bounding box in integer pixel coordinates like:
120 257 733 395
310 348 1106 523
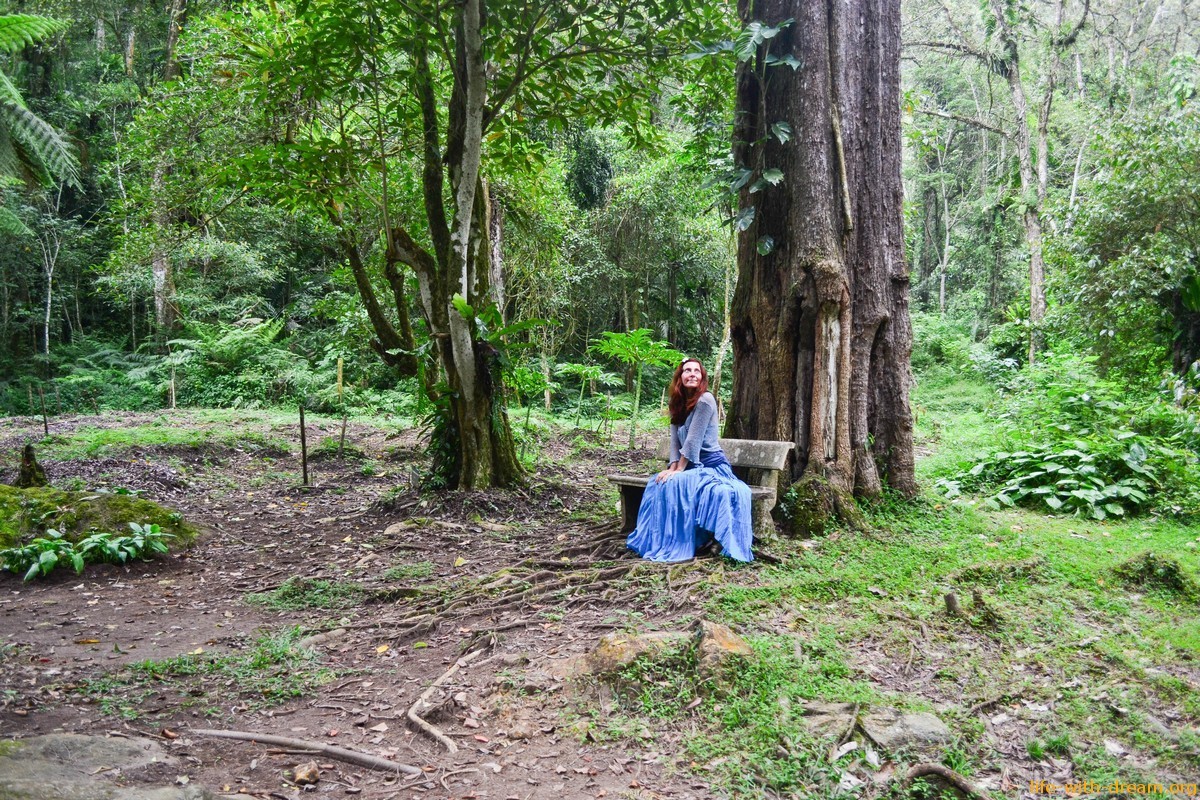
189 728 421 776
968 694 1012 716
440 767 480 791
406 642 492 754
877 609 930 640
903 763 987 799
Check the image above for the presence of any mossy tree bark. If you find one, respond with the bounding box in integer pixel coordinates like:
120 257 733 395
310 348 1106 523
726 0 917 531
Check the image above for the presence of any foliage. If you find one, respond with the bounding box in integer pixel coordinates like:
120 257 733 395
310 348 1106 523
591 328 682 448
0 483 196 548
937 353 1200 519
1048 64 1200 384
0 14 79 186
0 522 173 580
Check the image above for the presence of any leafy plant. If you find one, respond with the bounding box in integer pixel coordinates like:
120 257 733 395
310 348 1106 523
591 329 683 448
940 353 1200 519
0 522 174 580
556 361 622 428
0 530 81 580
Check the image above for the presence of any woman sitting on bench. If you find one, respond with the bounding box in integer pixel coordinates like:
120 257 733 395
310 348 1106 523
626 358 754 563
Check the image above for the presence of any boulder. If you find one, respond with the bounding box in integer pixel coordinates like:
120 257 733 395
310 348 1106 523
860 708 952 750
692 620 753 678
583 631 689 674
0 734 238 800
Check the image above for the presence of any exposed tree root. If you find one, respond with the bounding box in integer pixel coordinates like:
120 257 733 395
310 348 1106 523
406 641 492 753
190 728 422 775
903 763 988 800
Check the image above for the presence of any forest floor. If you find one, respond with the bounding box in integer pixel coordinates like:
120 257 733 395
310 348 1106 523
0 405 1197 800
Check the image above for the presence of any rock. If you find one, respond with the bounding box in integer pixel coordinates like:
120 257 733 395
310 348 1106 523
1144 715 1177 741
796 701 857 739
860 708 952 750
692 620 753 678
583 631 689 674
506 720 536 740
0 734 219 799
292 761 320 785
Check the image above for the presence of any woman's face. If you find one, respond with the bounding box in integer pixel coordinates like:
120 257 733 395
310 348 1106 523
681 360 703 390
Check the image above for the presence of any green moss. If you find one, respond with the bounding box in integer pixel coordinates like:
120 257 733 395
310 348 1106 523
777 473 865 537
0 485 196 549
0 739 25 758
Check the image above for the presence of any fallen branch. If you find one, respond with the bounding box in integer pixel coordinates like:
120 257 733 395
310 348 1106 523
903 763 987 800
406 643 492 754
189 728 421 776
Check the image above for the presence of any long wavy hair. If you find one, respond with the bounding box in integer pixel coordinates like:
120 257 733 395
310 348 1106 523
668 358 709 425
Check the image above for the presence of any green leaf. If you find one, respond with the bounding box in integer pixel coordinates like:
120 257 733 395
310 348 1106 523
733 206 755 232
770 121 792 144
761 168 784 186
756 236 775 256
1044 495 1064 510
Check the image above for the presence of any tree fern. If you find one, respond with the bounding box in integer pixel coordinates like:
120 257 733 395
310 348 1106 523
0 204 30 235
0 15 68 54
0 17 79 187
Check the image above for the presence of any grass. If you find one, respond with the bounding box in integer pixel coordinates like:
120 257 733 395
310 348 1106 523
244 577 365 610
37 417 291 460
80 627 335 719
383 560 434 581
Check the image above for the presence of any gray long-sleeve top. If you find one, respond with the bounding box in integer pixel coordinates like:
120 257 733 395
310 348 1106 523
669 391 722 466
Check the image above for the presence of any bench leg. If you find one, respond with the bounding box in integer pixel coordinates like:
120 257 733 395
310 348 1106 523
619 485 645 534
751 498 777 541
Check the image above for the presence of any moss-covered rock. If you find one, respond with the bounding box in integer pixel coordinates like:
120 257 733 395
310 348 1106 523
0 485 196 550
777 472 866 537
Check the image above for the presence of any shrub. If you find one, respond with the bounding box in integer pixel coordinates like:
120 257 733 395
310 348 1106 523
939 353 1200 519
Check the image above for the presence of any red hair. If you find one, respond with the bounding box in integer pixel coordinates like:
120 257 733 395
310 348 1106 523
668 358 709 425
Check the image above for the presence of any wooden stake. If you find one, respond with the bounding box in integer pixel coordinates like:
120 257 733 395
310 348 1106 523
337 357 346 459
27 384 34 413
299 403 309 486
37 386 49 437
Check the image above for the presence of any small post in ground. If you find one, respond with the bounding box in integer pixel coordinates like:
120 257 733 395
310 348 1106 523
336 357 347 459
36 386 49 437
299 401 310 486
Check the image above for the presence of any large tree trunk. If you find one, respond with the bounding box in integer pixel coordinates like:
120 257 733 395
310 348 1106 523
727 0 915 532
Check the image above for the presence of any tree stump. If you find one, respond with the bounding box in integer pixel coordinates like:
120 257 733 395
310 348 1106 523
15 444 47 488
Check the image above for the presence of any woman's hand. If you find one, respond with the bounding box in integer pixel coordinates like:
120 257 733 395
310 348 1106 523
655 462 681 483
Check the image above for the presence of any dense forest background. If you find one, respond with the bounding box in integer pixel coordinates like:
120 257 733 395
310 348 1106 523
0 0 1198 509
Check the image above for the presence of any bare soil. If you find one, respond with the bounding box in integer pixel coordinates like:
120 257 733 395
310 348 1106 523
0 412 721 800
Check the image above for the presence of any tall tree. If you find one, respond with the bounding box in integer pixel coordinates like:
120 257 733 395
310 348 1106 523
203 0 725 489
726 0 916 529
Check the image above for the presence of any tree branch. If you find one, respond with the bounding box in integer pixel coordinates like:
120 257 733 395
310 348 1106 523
914 108 1010 138
905 39 991 63
1054 0 1090 47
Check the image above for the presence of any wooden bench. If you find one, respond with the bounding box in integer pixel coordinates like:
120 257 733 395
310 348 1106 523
609 438 794 540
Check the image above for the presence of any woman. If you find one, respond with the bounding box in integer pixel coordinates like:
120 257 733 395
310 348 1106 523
626 358 754 563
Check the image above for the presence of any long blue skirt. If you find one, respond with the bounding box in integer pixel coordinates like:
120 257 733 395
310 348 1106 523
626 464 754 563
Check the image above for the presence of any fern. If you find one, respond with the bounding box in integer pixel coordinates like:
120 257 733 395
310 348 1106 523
0 204 31 236
0 15 68 54
0 68 80 186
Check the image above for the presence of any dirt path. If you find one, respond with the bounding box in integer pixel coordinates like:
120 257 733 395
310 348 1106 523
0 412 719 800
